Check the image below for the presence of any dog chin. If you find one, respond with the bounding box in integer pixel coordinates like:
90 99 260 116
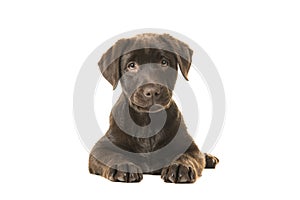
131 102 170 113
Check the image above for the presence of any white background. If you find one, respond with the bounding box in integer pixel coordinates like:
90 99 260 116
1 0 300 199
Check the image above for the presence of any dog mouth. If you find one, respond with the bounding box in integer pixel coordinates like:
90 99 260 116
131 101 171 113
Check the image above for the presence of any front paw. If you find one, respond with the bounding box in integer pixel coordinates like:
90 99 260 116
161 163 196 183
107 162 143 183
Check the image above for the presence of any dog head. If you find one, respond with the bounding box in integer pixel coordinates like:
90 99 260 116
98 33 193 113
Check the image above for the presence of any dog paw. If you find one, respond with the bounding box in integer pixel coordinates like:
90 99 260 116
161 163 196 183
205 153 219 168
107 162 143 183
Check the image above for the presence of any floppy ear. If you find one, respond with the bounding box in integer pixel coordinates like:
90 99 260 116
161 34 193 80
176 47 193 81
98 39 127 89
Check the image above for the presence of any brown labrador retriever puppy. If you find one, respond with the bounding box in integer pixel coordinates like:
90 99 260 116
89 33 219 183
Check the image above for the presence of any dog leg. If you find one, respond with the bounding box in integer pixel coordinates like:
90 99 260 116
161 142 205 183
89 155 143 182
89 138 143 183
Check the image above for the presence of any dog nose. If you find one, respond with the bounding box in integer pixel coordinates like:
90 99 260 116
143 84 161 99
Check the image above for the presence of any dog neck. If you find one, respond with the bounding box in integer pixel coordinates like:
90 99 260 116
110 93 180 137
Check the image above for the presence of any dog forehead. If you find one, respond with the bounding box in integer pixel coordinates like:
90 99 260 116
133 33 165 44
123 34 174 53
121 49 167 63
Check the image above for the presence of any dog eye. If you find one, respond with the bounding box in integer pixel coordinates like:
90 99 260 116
161 59 169 66
127 62 138 70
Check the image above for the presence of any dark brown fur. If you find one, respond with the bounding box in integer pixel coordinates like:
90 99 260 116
89 33 219 183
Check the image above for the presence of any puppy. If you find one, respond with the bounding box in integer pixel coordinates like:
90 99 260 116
89 33 219 183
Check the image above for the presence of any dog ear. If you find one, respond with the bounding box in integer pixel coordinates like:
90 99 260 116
98 39 128 89
176 47 193 81
161 34 193 80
